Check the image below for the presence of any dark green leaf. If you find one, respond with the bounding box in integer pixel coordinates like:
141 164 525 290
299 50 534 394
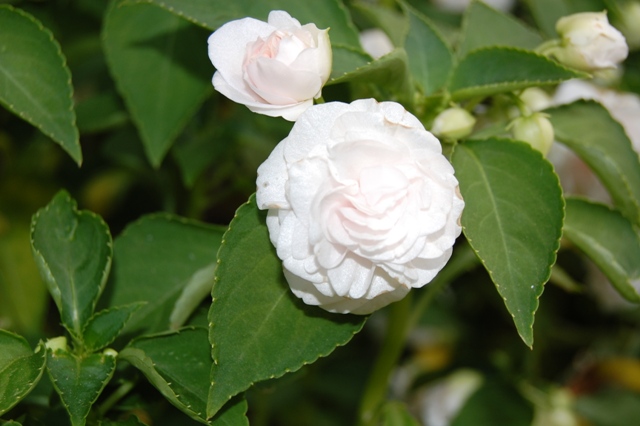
451 377 534 426
142 0 361 48
31 190 112 339
449 47 584 101
458 1 543 56
83 303 145 352
575 388 640 426
46 348 116 426
350 1 407 46
0 330 46 416
105 214 225 336
451 139 564 347
0 5 81 165
402 3 453 95
75 90 128 134
120 328 249 425
98 415 147 425
547 100 640 226
103 0 212 167
207 195 366 417
563 198 640 303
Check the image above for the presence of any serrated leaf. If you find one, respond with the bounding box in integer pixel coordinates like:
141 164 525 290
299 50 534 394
0 330 46 416
547 100 640 226
141 0 361 48
350 1 407 46
330 45 372 80
449 47 583 101
31 190 112 339
105 214 225 336
563 198 640 303
119 328 249 425
0 5 81 165
402 2 453 95
458 1 543 57
83 303 145 352
103 0 212 167
329 48 412 100
207 195 366 417
451 139 564 347
46 349 116 426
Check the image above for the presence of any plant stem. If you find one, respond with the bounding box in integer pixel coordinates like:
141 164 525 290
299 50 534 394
97 379 135 418
357 243 479 426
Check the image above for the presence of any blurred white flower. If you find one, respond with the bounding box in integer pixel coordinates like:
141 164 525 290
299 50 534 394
431 0 515 13
550 12 628 71
256 99 464 314
359 28 394 59
208 11 332 121
418 369 483 426
431 107 476 140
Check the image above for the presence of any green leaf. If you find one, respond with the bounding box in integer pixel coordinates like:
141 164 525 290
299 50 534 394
547 100 640 226
330 46 372 80
75 90 129 134
0 5 81 165
170 264 216 330
0 330 46 416
46 348 117 426
98 416 147 426
451 377 534 426
451 139 564 347
458 1 543 57
31 190 112 339
563 198 640 303
207 195 366 417
524 0 605 37
350 1 407 47
449 47 583 101
83 303 145 353
103 0 212 167
142 0 361 48
378 401 421 426
575 388 640 426
105 214 225 336
119 328 249 425
402 3 454 95
329 48 412 100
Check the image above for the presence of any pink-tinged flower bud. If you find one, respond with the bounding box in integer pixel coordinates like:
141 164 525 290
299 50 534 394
552 12 628 71
208 11 332 121
431 107 476 140
511 112 555 156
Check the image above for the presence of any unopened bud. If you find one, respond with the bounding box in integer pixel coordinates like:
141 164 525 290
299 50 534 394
431 107 476 140
510 113 554 156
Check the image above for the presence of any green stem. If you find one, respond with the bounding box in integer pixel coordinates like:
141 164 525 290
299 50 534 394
315 96 326 104
357 243 479 426
97 379 135 418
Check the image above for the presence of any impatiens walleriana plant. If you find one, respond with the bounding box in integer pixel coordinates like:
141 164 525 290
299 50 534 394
2 1 640 426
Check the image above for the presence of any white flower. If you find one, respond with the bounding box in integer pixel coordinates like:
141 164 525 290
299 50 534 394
208 11 332 121
551 12 628 71
431 107 476 140
359 28 394 59
510 112 555 156
256 99 464 315
418 370 483 426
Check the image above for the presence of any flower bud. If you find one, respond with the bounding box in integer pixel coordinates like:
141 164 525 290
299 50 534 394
519 87 553 113
431 107 476 140
359 28 394 59
510 113 555 156
552 11 628 71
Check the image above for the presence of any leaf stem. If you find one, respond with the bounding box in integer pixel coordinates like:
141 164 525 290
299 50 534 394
357 243 479 426
97 379 135 418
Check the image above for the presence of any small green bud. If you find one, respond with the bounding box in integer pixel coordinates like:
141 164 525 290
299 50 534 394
510 113 554 156
45 336 68 353
431 107 476 140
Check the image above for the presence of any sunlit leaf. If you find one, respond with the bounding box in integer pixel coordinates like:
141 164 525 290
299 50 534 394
451 139 564 347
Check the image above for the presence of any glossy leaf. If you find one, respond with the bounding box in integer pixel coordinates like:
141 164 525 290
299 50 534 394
402 3 453 95
451 139 564 347
207 195 366 417
548 100 640 226
0 330 46 416
142 0 361 48
120 328 249 425
103 0 212 167
105 214 225 336
83 303 145 352
0 5 81 165
563 198 640 303
458 1 543 56
31 191 112 339
46 349 117 426
449 47 583 101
